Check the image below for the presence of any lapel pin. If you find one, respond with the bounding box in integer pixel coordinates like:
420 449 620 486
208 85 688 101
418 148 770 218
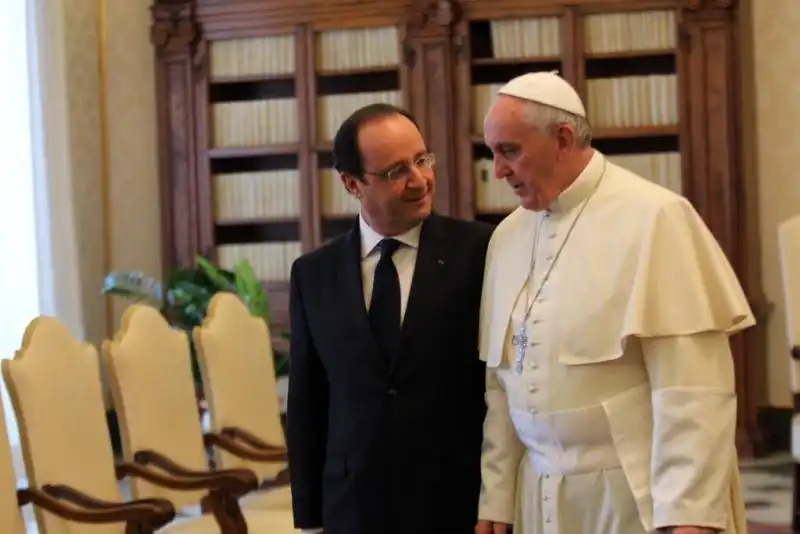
437 259 444 265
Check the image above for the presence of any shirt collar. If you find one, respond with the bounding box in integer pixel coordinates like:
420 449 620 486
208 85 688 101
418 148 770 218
359 213 422 259
547 149 606 215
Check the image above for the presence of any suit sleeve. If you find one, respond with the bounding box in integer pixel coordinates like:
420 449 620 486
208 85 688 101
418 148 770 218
640 331 737 530
287 260 329 529
478 369 525 524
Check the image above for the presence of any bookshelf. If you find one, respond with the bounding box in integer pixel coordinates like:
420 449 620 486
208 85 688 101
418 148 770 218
150 0 764 457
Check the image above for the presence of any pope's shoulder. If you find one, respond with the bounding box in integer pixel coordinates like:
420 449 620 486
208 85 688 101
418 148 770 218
491 158 699 242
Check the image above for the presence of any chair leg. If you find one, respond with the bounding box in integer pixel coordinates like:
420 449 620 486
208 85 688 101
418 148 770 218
793 462 800 532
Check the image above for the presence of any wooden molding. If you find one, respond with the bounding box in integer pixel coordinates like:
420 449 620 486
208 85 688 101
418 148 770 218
683 0 735 10
150 1 199 55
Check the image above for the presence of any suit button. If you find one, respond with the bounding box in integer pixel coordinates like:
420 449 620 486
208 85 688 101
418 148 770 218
388 388 398 396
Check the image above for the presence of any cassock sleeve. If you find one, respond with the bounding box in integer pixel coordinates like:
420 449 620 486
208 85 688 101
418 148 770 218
640 331 737 530
478 369 525 524
286 260 328 529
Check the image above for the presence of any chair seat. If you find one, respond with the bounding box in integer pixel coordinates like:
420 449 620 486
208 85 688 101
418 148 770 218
241 485 293 510
159 507 299 533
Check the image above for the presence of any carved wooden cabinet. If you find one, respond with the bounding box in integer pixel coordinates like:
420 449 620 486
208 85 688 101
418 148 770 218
150 0 765 456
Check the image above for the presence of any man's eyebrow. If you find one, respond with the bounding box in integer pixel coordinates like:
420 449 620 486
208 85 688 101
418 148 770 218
380 150 428 171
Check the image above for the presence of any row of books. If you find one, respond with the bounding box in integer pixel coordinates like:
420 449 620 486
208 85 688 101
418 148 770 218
317 90 403 142
471 74 677 134
210 34 296 80
213 168 362 220
316 26 399 72
205 8 676 83
215 170 301 221
473 159 520 212
217 242 302 282
606 152 682 194
211 152 680 225
212 98 298 147
586 74 678 129
584 10 676 54
319 169 361 216
489 17 562 59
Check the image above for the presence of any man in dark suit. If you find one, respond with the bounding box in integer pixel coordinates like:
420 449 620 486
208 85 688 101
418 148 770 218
287 103 493 534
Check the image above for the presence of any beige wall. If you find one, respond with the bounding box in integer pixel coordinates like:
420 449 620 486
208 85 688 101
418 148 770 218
57 0 162 349
750 0 800 408
56 1 798 407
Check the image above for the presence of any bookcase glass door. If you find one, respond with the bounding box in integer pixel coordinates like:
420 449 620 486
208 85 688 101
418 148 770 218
206 31 304 287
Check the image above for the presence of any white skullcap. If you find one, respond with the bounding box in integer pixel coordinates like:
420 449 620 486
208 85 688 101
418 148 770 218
497 70 586 118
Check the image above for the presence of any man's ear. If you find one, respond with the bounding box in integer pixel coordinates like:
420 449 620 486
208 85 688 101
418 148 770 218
340 173 363 198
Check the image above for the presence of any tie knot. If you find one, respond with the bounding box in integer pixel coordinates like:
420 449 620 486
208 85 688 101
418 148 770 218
378 238 401 260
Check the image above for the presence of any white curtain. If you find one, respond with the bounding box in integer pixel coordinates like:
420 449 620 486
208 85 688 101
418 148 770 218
0 0 41 464
0 0 86 481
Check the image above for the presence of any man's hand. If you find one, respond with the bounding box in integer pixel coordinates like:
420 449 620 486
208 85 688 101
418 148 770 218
476 520 510 534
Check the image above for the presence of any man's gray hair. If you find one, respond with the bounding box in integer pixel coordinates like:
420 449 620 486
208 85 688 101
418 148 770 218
524 101 592 148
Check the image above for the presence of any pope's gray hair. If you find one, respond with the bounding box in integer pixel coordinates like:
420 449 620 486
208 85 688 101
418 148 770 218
523 101 592 148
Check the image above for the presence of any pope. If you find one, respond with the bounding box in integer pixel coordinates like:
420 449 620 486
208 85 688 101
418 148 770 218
475 71 754 534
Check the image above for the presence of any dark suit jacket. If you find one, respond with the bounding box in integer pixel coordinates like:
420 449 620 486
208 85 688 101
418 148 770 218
286 213 493 534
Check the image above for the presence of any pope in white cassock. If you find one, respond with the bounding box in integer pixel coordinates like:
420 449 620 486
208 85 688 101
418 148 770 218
475 71 755 534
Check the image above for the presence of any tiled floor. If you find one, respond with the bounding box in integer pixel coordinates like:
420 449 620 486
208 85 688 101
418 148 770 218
19 454 798 532
742 452 795 533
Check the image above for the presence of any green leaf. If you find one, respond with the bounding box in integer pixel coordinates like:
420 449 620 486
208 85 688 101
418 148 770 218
196 256 235 292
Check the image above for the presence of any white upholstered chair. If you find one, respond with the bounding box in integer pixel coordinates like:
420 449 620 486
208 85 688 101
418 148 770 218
0 316 177 533
193 291 292 511
778 214 800 531
102 303 299 533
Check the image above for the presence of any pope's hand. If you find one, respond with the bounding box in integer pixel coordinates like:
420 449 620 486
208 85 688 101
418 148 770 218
476 520 509 534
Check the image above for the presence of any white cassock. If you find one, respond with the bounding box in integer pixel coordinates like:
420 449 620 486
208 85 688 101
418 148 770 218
478 149 754 534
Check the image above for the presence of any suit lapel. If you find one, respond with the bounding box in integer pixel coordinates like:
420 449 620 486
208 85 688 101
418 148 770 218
393 214 450 374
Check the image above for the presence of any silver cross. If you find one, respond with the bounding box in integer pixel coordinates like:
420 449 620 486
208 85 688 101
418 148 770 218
511 325 528 375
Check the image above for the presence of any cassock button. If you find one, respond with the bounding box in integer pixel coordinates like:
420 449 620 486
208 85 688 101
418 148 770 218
388 388 397 396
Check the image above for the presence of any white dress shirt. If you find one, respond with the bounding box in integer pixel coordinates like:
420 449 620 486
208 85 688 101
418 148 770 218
358 213 421 321
301 214 422 534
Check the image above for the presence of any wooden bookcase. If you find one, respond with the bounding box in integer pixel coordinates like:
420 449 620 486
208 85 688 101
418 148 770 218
150 0 766 456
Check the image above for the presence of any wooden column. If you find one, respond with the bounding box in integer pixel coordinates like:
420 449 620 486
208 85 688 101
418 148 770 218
680 0 765 457
151 0 204 271
403 0 462 217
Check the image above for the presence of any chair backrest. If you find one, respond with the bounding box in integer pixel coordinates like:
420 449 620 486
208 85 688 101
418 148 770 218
0 395 25 534
102 304 207 509
2 316 123 534
778 215 800 392
194 292 286 480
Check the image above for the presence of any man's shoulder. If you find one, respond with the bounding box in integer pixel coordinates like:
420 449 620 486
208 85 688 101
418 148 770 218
431 213 494 244
292 232 349 277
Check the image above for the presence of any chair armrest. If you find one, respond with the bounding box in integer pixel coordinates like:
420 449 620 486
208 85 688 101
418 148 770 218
17 485 174 531
205 429 288 463
220 426 286 452
117 449 258 533
116 449 258 496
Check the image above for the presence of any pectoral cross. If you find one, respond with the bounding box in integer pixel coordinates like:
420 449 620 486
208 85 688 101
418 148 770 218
511 325 528 375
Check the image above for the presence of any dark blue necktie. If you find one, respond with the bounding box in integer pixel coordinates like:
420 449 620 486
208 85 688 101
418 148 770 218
369 238 401 363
